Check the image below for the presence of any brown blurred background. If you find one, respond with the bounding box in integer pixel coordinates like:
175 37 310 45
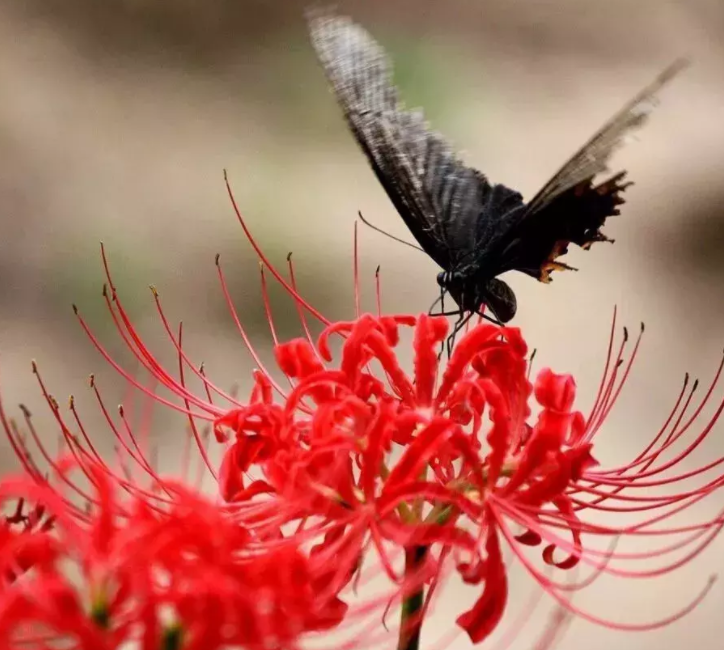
1 0 723 648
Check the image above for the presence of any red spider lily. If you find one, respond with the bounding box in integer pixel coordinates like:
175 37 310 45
1 174 723 649
0 462 350 650
214 310 724 644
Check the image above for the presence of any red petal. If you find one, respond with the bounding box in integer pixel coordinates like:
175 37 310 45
542 497 582 570
413 315 448 406
275 338 325 379
456 523 508 644
385 418 457 487
534 368 577 412
219 443 245 502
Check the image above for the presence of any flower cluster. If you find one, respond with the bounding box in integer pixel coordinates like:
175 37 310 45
1 178 723 649
0 463 348 650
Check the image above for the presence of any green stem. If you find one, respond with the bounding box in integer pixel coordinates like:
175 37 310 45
397 545 428 650
161 624 183 650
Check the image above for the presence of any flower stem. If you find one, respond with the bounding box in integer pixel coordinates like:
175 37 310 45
397 545 428 650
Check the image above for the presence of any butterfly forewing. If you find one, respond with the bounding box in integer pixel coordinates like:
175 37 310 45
308 11 505 271
525 59 688 214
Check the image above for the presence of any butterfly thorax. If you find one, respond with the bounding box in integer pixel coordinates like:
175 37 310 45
437 269 517 324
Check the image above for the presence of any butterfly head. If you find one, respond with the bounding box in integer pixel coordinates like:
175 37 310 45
437 272 517 324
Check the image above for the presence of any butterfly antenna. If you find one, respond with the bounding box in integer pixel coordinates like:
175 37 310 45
357 212 425 253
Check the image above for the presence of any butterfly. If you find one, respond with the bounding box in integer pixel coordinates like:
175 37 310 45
308 9 687 329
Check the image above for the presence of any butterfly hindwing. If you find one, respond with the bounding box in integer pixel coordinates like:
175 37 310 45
526 60 688 214
490 60 688 281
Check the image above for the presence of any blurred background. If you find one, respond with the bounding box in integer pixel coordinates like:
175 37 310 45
1 0 723 648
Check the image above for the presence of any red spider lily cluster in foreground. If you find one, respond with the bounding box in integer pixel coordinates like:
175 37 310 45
2 178 724 650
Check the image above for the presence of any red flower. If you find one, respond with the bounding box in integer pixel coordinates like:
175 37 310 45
1 177 723 649
213 308 724 644
0 462 347 649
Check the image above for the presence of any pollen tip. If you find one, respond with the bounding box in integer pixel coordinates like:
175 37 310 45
68 395 74 408
692 378 700 392
19 404 31 417
287 251 293 261
102 284 108 297
72 303 78 314
223 168 229 181
30 360 37 373
375 264 381 276
623 326 629 342
215 253 220 266
88 374 95 387
640 322 645 333
149 285 158 297
118 404 124 416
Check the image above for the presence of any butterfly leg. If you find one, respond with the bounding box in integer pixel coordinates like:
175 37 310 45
428 286 449 317
446 310 475 357
436 304 463 361
428 293 443 316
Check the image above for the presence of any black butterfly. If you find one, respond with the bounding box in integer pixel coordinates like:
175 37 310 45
308 10 686 328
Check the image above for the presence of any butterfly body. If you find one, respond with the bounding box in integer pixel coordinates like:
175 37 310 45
307 10 686 323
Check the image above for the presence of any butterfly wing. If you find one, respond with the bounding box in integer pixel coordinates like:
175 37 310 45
488 60 688 282
527 60 688 213
308 10 525 272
